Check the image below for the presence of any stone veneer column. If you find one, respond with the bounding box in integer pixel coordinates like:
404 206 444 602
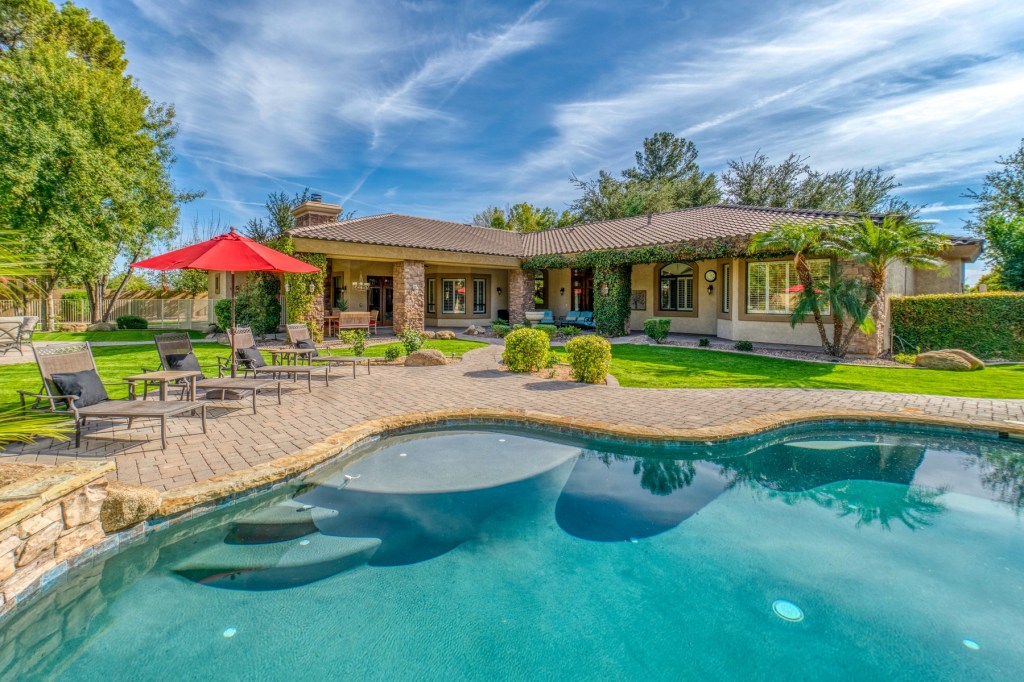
392 260 425 334
508 269 536 325
842 261 885 357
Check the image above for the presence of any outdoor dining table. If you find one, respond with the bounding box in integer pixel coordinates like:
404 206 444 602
267 347 317 366
124 370 202 401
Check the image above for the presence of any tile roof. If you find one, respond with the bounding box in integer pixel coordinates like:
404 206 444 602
289 213 524 257
290 205 982 259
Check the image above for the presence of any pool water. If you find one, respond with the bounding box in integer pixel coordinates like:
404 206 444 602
3 424 1023 680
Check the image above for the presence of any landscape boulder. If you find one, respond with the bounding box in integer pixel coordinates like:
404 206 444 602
915 350 976 371
100 482 161 533
86 322 117 332
942 349 985 370
464 325 481 335
435 330 456 340
420 330 437 340
57 323 89 333
404 349 447 367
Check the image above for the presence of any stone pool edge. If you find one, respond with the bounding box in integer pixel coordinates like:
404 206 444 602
157 406 1024 519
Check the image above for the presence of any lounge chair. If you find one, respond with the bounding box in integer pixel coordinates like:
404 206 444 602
0 319 21 356
19 342 206 449
153 332 282 414
285 324 370 379
227 327 329 391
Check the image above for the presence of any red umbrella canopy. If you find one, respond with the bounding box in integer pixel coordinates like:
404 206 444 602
131 227 319 273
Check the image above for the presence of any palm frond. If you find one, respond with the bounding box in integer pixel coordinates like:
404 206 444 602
0 407 72 447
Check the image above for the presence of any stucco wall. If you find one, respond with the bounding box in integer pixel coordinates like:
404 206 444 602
627 261 720 335
912 259 965 295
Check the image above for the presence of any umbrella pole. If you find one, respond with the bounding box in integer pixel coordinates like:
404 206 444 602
230 272 237 378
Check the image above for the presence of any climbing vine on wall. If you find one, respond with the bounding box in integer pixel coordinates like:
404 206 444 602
520 237 746 272
273 237 327 342
592 264 632 336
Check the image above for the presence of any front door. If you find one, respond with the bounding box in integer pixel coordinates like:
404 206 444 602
571 269 594 311
366 276 394 324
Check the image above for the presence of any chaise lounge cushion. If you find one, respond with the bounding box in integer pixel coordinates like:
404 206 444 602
166 352 202 372
295 338 319 357
51 369 109 407
236 346 267 368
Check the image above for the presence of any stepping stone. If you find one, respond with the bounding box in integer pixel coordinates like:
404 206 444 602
173 533 381 591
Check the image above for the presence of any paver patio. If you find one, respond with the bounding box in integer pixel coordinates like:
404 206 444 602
2 346 1023 492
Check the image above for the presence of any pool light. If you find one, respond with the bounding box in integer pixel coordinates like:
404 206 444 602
223 628 237 638
772 600 804 622
962 639 980 651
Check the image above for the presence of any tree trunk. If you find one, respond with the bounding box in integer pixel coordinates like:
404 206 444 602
102 268 133 322
794 255 833 354
82 281 99 323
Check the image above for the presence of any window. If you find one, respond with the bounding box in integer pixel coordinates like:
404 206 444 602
427 278 436 314
746 260 830 315
722 264 731 314
332 274 347 311
659 263 694 312
534 271 547 307
473 278 486 314
214 273 221 296
442 278 466 314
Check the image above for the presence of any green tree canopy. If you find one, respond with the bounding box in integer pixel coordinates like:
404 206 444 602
472 203 574 232
0 0 195 323
965 140 1024 290
570 132 720 222
721 152 909 213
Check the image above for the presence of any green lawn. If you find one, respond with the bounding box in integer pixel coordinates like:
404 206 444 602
0 339 487 405
557 345 1024 399
32 329 208 342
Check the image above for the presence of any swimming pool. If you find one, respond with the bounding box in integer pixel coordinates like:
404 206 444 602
3 422 1023 680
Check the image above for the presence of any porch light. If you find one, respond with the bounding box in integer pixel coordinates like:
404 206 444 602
308 281 316 294
560 287 565 296
351 280 372 291
707 284 714 295
496 287 502 296
600 282 609 296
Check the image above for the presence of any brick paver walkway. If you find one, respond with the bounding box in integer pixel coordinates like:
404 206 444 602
2 346 1022 492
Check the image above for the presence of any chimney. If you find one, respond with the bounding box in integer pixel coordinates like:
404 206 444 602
291 196 341 228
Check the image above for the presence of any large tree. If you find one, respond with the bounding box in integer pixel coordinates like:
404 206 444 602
965 140 1024 290
0 0 195 324
721 152 910 213
472 203 574 232
570 132 720 222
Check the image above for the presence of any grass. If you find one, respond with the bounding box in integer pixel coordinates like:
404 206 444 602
554 345 1024 399
0 339 487 406
33 329 208 342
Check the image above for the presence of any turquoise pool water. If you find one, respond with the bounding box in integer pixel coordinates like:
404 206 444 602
3 423 1023 680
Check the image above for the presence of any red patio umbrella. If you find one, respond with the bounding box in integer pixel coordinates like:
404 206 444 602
132 227 319 376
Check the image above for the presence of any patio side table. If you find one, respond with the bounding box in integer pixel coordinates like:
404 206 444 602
124 370 202 402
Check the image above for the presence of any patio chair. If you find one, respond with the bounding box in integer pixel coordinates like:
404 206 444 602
0 319 21 356
227 327 330 391
19 342 206 449
285 324 370 379
538 310 556 325
153 332 282 414
561 311 583 328
576 311 595 329
19 316 38 350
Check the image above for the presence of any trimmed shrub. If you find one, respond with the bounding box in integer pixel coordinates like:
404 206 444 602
534 323 558 339
893 352 917 365
565 335 612 383
644 318 671 343
398 328 424 354
561 325 581 337
698 337 710 347
491 320 510 338
735 340 753 351
891 292 1024 360
115 315 148 330
502 328 550 372
383 345 402 362
340 330 368 356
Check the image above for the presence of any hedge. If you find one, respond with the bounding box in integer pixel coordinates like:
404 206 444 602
891 292 1024 360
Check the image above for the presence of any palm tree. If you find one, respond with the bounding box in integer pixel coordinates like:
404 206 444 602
748 221 838 352
790 262 871 356
0 229 70 447
833 215 949 353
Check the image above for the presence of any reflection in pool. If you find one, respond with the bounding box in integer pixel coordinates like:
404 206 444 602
3 424 1023 681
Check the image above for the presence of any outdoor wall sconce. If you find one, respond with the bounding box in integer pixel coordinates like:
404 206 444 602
339 285 347 293
496 287 502 296
707 284 714 295
600 282 609 297
308 281 316 294
560 287 565 296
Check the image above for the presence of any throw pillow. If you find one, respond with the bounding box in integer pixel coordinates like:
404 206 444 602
166 352 202 373
236 346 267 368
295 338 319 357
51 369 108 407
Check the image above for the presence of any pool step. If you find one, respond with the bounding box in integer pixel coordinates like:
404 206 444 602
225 501 338 545
174 533 381 591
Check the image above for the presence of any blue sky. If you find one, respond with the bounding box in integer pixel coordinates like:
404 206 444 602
82 0 1024 282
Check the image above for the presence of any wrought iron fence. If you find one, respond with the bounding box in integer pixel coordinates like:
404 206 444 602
0 298 210 329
